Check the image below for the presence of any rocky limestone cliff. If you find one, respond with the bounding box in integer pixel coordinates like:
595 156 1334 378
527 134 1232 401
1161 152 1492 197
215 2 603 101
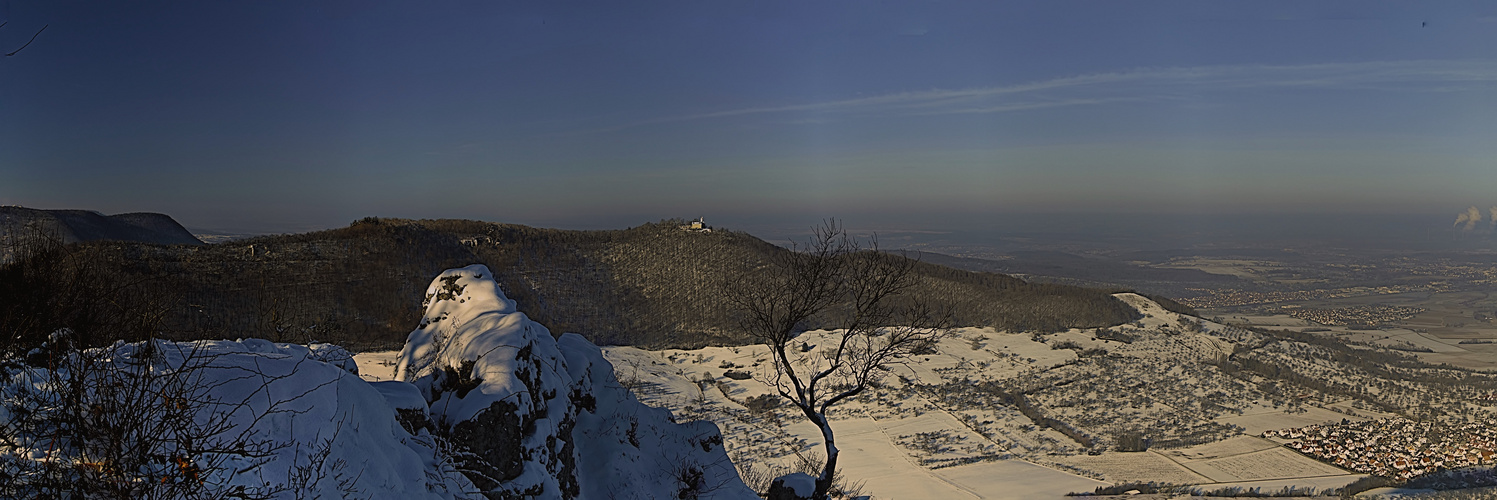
395 265 754 499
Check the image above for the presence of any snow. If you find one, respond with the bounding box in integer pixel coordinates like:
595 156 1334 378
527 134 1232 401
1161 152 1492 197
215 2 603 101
371 380 429 411
831 413 1107 499
933 461 1108 499
602 332 1115 499
397 264 549 425
393 264 755 499
355 349 400 380
602 293 1376 499
8 268 1394 499
778 472 816 495
6 264 756 499
197 343 470 497
1 338 474 498
561 332 754 499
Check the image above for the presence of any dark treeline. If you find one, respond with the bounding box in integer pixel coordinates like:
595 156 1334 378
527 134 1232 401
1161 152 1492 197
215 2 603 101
1 218 1143 353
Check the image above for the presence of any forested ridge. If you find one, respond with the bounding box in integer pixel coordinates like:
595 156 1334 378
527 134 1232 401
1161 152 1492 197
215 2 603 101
1 218 1143 352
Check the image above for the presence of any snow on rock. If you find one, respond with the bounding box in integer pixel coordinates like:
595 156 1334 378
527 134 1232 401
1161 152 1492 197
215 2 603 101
397 264 755 499
371 380 430 412
560 333 751 499
236 337 360 374
767 473 816 500
179 340 473 497
0 338 474 499
371 380 437 436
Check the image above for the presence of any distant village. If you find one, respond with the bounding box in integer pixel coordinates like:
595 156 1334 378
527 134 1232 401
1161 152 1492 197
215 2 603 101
1284 305 1426 328
1182 284 1441 310
1266 418 1497 481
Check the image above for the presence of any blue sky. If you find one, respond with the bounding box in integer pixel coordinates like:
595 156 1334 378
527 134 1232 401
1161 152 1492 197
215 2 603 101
2 1 1496 234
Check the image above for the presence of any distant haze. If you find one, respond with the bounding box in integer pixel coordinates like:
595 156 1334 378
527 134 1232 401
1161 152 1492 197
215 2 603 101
758 213 1495 255
3 2 1496 240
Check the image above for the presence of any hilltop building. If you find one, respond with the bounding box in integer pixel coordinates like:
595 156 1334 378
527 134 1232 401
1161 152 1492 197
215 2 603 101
681 217 712 232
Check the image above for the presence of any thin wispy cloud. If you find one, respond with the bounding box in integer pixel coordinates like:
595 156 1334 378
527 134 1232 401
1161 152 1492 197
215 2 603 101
922 97 1155 115
598 60 1497 132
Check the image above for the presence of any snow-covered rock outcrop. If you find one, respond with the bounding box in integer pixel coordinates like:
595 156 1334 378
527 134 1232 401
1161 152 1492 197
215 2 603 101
396 264 754 499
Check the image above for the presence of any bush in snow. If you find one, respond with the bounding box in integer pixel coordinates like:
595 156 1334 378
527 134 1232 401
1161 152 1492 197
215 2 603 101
1 332 282 498
0 332 475 499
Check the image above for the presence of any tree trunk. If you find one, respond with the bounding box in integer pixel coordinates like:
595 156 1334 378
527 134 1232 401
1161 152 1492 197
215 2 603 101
813 412 838 499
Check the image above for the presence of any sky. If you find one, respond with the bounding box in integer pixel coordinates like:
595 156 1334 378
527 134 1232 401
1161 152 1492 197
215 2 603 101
2 1 1497 236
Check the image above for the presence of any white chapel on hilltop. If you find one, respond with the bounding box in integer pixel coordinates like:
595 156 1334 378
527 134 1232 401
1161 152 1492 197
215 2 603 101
681 217 711 232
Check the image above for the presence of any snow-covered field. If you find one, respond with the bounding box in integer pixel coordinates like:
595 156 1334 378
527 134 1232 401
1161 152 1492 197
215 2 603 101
356 349 400 380
601 338 1109 498
598 294 1377 499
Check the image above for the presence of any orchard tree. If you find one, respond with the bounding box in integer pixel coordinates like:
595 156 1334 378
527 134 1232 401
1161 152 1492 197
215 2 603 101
729 220 949 499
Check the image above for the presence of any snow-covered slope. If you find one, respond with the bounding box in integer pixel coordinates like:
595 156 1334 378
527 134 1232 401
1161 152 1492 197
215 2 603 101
396 264 754 499
0 338 474 498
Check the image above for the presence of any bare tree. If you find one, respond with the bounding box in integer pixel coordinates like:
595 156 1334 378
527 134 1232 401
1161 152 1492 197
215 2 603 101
729 220 948 499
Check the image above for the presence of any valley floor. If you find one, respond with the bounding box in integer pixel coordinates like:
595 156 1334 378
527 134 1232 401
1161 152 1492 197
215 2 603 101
352 292 1497 499
577 295 1383 499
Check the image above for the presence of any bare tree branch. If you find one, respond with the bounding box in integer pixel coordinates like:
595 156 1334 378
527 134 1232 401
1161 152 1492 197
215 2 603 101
4 23 48 57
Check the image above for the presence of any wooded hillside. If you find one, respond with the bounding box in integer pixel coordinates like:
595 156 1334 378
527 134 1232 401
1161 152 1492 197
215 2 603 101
1 218 1144 351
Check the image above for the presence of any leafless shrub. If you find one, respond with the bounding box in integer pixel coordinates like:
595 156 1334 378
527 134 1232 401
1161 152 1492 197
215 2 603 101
1 334 276 498
968 334 988 350
0 228 176 359
733 451 865 500
285 420 364 500
0 332 349 499
742 393 781 415
616 359 645 392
